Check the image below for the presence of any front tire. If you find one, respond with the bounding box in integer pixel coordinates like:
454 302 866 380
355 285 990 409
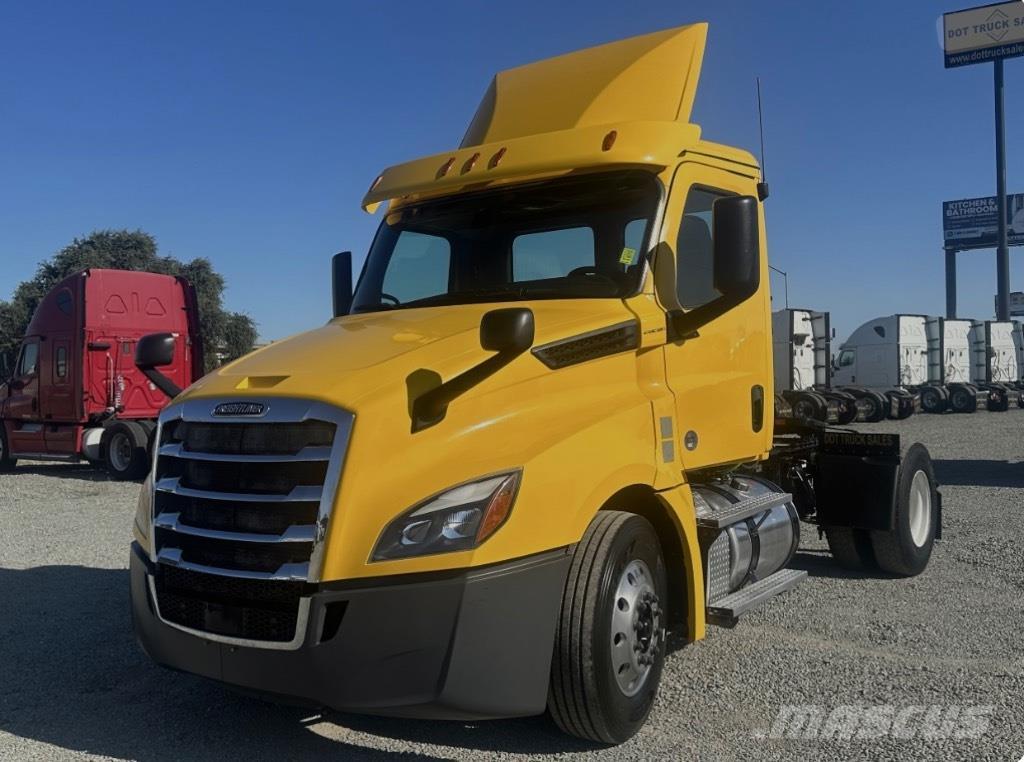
870 443 938 576
548 511 667 745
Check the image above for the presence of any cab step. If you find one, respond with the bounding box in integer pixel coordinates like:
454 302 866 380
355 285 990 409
706 568 807 627
696 490 793 529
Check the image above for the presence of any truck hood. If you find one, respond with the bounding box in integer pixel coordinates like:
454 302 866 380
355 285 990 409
182 300 638 409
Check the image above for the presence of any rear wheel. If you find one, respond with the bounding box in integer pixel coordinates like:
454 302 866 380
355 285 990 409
949 386 976 413
855 393 886 422
548 511 667 745
792 394 824 423
0 425 16 471
870 444 938 576
824 526 877 570
101 421 149 480
919 387 945 414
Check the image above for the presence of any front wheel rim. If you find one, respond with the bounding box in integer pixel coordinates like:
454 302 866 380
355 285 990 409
908 469 932 547
610 558 661 697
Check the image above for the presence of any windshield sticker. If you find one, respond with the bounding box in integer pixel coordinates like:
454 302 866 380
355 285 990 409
619 247 638 265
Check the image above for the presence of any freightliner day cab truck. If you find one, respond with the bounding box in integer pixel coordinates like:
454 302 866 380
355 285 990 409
0 269 203 478
128 25 941 745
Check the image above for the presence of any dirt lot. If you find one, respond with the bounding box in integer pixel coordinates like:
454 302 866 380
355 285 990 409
1 410 1022 761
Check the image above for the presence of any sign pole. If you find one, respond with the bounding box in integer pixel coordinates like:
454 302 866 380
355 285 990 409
994 57 1009 321
945 248 958 318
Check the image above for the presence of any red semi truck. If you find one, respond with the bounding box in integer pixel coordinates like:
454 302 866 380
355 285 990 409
0 268 202 478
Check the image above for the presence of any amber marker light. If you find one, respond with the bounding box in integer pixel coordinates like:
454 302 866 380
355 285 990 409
436 156 456 179
476 472 520 544
602 130 617 151
461 152 480 174
488 147 507 169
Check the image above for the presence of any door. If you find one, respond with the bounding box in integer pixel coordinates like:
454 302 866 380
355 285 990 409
6 338 45 453
657 161 771 470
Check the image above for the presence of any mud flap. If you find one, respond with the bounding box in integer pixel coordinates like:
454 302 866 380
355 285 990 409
814 431 901 531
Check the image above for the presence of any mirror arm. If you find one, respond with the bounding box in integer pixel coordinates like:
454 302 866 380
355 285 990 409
139 366 182 400
667 292 748 341
411 348 520 433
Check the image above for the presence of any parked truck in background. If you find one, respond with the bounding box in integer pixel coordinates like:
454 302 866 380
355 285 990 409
771 308 857 424
0 269 203 478
917 316 984 413
970 320 1021 410
775 309 914 422
128 25 941 745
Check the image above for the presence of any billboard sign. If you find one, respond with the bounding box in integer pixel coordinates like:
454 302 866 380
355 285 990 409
943 1 1024 68
943 194 1024 249
994 292 1024 316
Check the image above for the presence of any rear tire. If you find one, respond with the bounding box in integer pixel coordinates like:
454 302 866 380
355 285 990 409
0 425 17 471
101 421 149 481
870 444 938 577
949 386 976 413
548 511 667 745
824 526 877 570
856 392 886 423
919 387 945 414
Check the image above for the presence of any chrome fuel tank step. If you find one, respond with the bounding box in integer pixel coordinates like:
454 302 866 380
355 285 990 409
693 476 804 623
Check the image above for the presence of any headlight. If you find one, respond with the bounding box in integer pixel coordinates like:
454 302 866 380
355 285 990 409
371 471 520 561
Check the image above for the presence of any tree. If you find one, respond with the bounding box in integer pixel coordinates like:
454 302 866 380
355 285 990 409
0 230 257 372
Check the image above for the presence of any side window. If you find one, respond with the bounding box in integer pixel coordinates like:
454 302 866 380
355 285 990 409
838 349 856 368
512 227 594 281
381 232 451 304
56 289 74 315
55 347 68 379
676 188 728 309
17 342 39 376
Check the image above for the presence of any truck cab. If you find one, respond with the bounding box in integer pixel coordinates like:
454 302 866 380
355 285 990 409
128 24 939 745
0 269 202 477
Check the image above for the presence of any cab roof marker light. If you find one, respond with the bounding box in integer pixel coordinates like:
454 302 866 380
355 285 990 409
488 147 507 169
461 152 481 174
602 130 618 151
436 156 456 178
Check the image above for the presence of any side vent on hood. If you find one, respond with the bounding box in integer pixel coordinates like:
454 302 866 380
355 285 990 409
532 321 640 370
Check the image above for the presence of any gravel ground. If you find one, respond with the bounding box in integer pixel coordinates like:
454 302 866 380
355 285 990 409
1 410 1022 761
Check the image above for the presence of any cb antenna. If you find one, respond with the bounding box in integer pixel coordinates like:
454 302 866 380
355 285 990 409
756 77 769 201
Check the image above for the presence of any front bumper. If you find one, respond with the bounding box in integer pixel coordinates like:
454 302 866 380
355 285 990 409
130 542 571 720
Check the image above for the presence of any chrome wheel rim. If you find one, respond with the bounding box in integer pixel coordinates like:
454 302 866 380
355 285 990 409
908 469 932 547
109 432 133 472
610 558 661 697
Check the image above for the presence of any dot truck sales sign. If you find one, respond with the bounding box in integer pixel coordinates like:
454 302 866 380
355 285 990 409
943 1 1024 67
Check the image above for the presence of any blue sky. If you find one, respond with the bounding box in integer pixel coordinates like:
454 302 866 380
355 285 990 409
2 0 1022 343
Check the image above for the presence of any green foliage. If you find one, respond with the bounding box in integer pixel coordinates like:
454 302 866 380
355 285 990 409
0 229 257 372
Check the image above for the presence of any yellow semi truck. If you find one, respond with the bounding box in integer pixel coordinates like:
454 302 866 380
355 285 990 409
129 24 940 745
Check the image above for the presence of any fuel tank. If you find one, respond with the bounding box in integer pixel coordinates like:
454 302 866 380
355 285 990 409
693 476 800 602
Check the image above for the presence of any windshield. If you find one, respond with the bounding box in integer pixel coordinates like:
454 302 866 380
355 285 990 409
351 170 659 314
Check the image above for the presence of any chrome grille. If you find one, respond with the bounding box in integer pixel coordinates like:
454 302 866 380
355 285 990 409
147 397 353 648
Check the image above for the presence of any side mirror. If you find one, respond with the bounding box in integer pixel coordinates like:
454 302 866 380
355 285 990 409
332 251 353 318
0 351 10 380
480 307 535 354
411 308 535 432
669 195 760 338
135 333 182 399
